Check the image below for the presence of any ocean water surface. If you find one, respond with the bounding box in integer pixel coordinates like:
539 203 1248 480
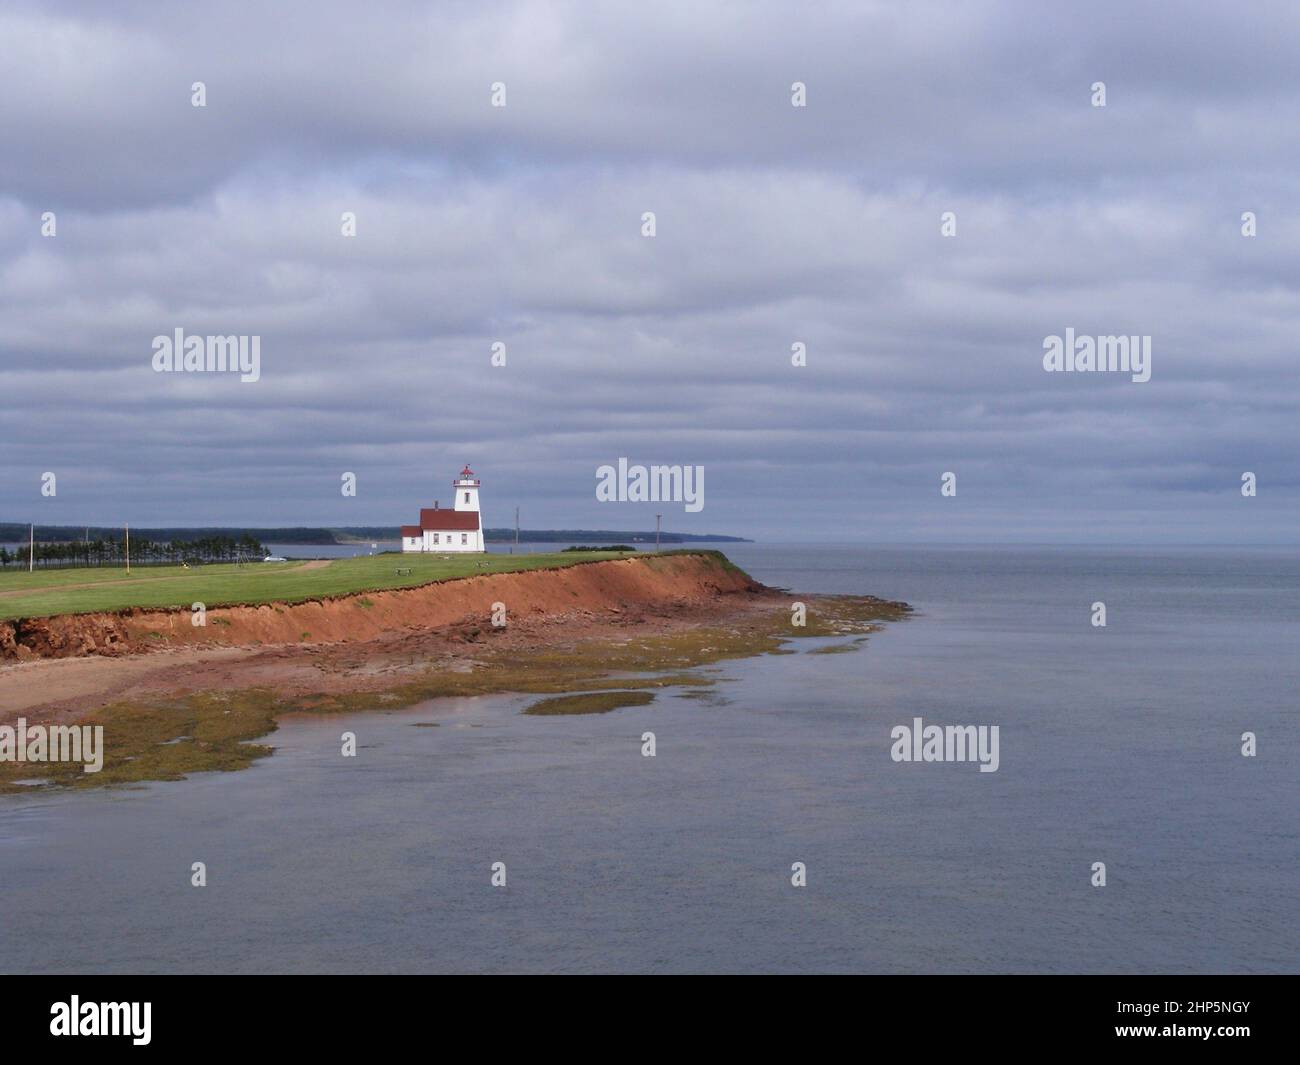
1 544 1295 973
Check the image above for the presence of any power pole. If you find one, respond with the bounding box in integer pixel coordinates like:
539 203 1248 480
655 513 661 553
29 523 34 573
125 523 130 575
514 506 519 554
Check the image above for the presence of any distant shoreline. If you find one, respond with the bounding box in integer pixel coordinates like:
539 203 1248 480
0 524 751 547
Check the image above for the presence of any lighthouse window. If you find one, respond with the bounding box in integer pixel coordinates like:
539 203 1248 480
464 492 470 503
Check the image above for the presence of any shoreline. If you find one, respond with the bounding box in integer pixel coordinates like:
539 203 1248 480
1 552 764 715
0 553 911 792
0 550 720 648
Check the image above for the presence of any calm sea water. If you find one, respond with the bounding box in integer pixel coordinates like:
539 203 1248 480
1 545 1295 974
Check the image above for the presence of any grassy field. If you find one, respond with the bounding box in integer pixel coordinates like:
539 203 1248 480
0 550 647 620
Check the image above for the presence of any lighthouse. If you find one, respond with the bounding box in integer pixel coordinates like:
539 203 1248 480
399 465 486 553
453 465 481 513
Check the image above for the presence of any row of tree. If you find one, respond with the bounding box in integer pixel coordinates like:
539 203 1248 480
0 535 270 569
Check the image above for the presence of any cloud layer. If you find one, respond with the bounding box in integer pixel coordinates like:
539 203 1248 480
2 1 1297 541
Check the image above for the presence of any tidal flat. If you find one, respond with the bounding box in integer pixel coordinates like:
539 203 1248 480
0 593 909 793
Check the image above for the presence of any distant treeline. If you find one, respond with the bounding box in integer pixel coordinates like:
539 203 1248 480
1 523 749 545
1 535 269 570
0 524 350 546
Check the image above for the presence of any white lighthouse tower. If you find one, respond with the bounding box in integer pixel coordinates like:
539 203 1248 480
454 465 481 512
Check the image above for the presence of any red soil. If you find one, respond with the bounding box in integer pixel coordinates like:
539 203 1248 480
0 554 776 725
0 554 762 663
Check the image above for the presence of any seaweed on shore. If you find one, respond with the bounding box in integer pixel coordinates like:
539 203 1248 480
522 691 655 716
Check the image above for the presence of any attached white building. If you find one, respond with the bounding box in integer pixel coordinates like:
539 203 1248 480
401 466 486 553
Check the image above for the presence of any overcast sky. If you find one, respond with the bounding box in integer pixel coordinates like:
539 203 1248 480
2 1 1297 542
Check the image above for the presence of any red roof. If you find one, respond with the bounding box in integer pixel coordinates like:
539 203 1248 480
419 509 480 531
400 525 422 538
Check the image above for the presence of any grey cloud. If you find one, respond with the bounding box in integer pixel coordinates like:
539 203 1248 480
1 1 1297 542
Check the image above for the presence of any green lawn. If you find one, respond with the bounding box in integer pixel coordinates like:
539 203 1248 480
0 550 643 620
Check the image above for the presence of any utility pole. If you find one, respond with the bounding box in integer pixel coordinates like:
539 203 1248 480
125 523 130 575
514 505 519 554
29 523 34 573
655 513 661 553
